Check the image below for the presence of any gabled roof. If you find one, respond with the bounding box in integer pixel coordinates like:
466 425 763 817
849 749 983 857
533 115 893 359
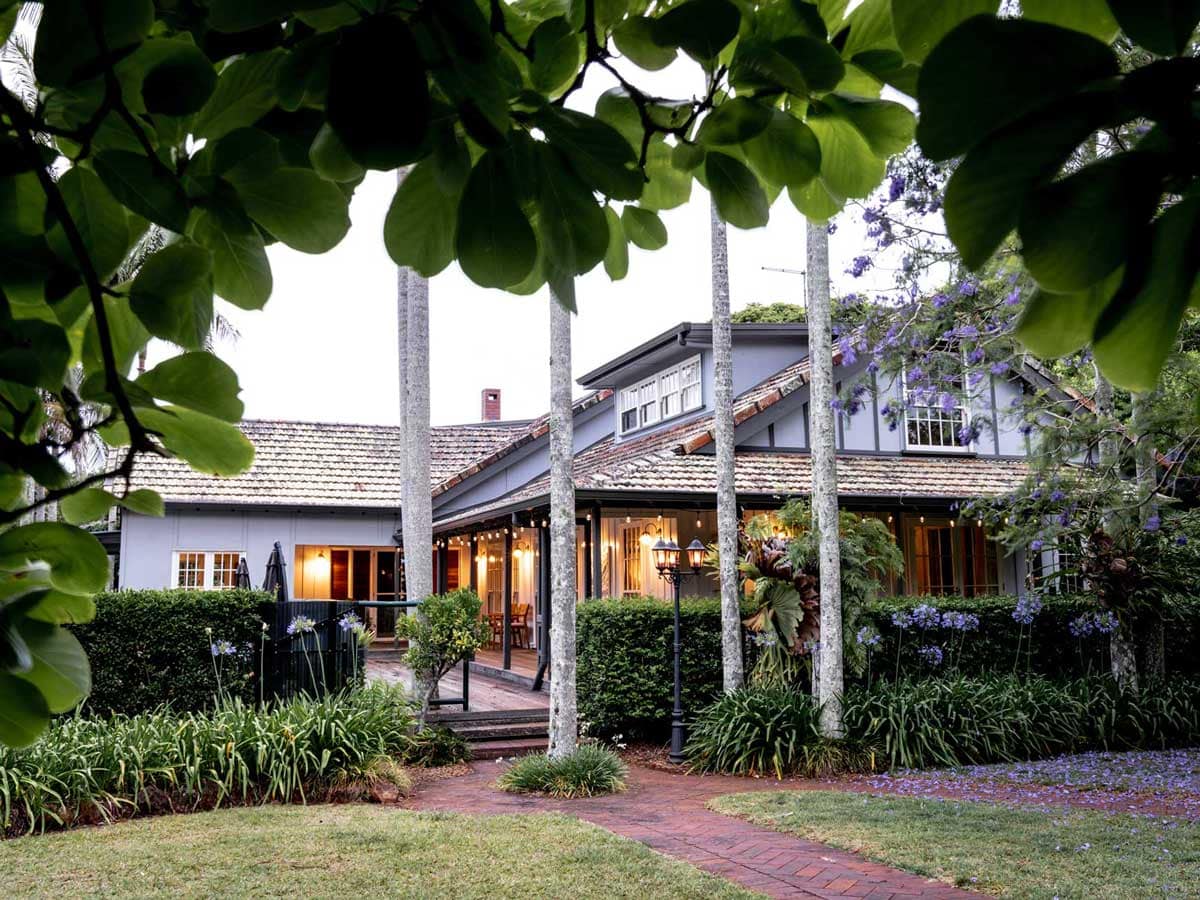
115 418 530 508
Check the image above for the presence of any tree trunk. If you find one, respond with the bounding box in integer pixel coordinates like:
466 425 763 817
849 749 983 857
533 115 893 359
395 235 410 661
1095 370 1139 692
1132 391 1165 681
710 199 744 694
547 288 578 759
806 218 844 738
403 270 436 716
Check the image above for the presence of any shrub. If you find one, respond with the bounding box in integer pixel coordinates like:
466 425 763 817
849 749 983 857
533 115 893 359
861 594 1200 681
404 725 471 767
0 684 415 837
686 685 877 778
71 590 273 716
576 596 757 739
496 745 627 798
395 589 490 714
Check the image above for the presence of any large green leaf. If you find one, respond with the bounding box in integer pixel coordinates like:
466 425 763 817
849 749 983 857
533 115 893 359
916 16 1119 161
1018 152 1163 293
788 178 843 220
140 39 217 116
128 241 214 349
13 619 89 714
697 98 773 146
137 351 244 422
594 87 642 152
0 672 50 748
327 18 430 168
455 152 538 289
238 168 350 254
706 152 769 229
807 110 884 200
33 0 153 88
890 0 995 62
1022 0 1121 42
192 50 286 141
118 489 165 517
48 167 130 281
138 406 255 476
603 207 629 281
839 0 899 58
384 161 458 277
1107 0 1200 56
93 151 190 235
190 206 272 310
81 293 150 378
652 0 741 62
211 128 284 185
535 146 609 276
744 111 821 188
943 92 1117 270
730 36 845 96
27 588 96 626
535 106 643 201
0 523 108 594
530 16 583 94
59 488 116 526
640 141 693 210
0 312 70 391
822 95 914 158
622 206 668 250
612 16 677 70
309 123 365 184
1014 271 1120 359
1093 197 1200 391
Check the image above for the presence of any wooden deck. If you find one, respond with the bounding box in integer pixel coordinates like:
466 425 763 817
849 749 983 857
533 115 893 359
368 658 548 713
471 647 539 680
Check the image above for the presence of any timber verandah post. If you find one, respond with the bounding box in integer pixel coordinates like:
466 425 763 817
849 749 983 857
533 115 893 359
590 502 603 599
502 527 513 670
468 534 478 592
533 521 552 690
436 543 448 594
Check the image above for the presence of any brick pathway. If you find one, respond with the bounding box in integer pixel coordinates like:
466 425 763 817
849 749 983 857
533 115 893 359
406 762 981 899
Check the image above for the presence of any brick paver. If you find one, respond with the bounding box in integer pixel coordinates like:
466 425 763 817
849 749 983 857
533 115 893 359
406 762 982 899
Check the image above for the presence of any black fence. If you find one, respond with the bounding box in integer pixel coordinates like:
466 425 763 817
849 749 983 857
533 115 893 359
264 600 367 700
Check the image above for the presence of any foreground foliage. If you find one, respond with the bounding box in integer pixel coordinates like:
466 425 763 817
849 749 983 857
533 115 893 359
497 746 628 799
0 685 415 837
712 790 1200 899
0 805 754 899
686 676 1200 777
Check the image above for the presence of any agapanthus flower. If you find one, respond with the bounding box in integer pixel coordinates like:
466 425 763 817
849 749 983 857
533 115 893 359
753 631 778 648
1094 610 1118 634
211 639 236 657
941 611 979 632
287 615 316 635
912 604 940 629
891 610 913 629
856 626 882 647
917 645 944 666
339 611 365 634
1012 595 1043 626
1068 614 1094 638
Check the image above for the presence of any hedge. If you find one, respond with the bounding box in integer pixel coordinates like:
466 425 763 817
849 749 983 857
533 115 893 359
860 594 1200 681
576 596 757 739
70 590 273 716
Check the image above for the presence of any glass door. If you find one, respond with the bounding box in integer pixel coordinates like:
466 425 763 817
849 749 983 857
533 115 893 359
374 549 399 638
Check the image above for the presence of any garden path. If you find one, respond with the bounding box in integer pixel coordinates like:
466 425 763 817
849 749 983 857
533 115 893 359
406 762 980 899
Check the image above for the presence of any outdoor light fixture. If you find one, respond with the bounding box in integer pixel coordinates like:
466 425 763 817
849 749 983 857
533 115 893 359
625 514 631 523
653 538 705 765
695 515 702 528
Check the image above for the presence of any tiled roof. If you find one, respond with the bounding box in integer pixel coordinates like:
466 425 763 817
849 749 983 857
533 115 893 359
116 419 530 508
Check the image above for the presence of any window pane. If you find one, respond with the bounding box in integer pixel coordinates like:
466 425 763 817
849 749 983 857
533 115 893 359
212 552 240 589
177 552 205 590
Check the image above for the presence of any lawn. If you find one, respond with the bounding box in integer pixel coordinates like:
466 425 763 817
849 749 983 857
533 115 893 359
711 790 1200 899
1 804 754 899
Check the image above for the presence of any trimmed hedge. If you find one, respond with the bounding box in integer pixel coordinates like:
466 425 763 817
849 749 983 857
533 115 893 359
71 590 273 716
577 596 757 739
860 594 1200 681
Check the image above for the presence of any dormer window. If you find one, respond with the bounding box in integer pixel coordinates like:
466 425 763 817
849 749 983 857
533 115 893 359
902 347 970 452
619 354 703 434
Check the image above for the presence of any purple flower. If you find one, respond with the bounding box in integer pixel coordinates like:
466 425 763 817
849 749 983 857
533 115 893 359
912 604 941 629
939 393 958 413
839 337 858 366
287 615 316 636
891 611 913 629
1030 539 1044 552
856 626 881 647
826 221 837 234
210 639 236 657
1094 610 1118 634
888 175 905 202
1012 596 1043 626
968 347 986 364
990 361 1010 375
1068 615 1094 638
932 293 950 308
1049 489 1066 503
1176 535 1189 546
848 255 872 278
958 280 978 297
917 645 944 666
1004 289 1021 306
339 611 365 634
1144 514 1161 532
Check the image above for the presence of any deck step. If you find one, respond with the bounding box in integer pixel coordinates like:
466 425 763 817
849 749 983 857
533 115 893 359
429 708 548 727
469 737 548 760
452 721 549 741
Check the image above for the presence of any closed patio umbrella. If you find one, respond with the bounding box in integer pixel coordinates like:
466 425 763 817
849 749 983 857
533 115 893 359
234 556 252 590
262 541 289 602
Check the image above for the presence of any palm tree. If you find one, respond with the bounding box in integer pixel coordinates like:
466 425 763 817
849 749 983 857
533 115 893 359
547 287 578 759
709 198 744 693
806 217 844 738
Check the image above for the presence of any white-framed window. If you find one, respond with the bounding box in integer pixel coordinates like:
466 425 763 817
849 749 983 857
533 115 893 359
902 353 971 452
619 354 703 434
172 551 243 590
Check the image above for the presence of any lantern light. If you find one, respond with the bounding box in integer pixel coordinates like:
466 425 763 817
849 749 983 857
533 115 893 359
686 539 705 571
651 538 679 573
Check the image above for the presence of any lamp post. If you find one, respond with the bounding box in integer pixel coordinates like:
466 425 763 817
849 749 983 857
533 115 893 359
653 537 706 764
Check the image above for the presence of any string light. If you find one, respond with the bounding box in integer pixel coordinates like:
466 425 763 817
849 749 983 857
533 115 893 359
625 514 631 523
887 514 894 524
696 515 702 528
950 518 956 527
919 515 925 524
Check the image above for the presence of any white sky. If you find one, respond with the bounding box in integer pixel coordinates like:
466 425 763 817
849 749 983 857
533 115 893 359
161 57 906 427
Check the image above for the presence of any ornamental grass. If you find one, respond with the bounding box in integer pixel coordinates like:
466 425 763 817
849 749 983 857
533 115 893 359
0 685 415 837
497 745 628 798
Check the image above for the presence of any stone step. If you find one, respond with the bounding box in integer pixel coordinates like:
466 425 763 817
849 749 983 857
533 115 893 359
452 721 550 742
469 737 547 760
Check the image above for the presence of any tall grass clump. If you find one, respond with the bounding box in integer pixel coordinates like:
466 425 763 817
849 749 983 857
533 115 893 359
497 745 627 798
0 685 415 837
685 686 877 778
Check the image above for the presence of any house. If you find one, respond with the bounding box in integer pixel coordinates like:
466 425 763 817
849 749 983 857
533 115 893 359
114 321 1062 680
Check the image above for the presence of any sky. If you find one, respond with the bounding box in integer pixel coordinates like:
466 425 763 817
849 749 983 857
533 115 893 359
144 51 907 427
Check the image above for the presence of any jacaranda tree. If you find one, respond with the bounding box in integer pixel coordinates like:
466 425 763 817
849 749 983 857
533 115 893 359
0 0 914 745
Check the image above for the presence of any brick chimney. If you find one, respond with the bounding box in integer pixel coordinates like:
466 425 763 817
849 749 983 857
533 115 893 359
481 388 501 422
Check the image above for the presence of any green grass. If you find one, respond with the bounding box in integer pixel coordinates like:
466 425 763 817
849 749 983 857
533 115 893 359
0 804 754 899
497 745 628 797
711 791 1200 898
